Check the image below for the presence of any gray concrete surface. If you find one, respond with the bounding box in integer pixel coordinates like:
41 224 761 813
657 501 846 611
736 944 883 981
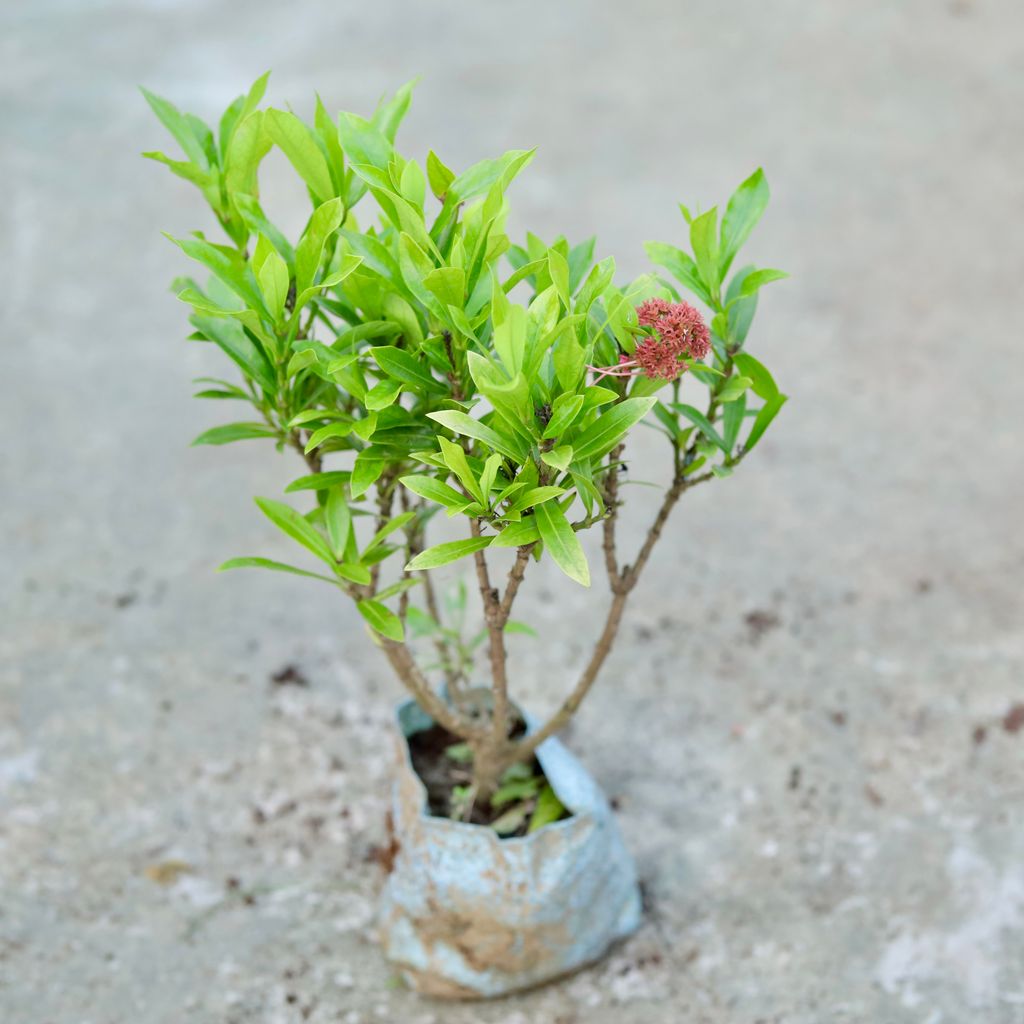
3 1 1024 1021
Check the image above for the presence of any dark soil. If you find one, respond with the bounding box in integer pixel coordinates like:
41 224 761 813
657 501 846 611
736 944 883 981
406 723 570 837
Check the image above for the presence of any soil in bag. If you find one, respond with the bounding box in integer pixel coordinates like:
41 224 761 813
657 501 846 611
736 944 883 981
407 723 572 839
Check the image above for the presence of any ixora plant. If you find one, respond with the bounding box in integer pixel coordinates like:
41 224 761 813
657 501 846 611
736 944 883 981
144 75 785 997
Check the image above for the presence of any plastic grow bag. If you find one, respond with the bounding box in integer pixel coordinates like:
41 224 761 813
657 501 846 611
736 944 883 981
377 700 642 998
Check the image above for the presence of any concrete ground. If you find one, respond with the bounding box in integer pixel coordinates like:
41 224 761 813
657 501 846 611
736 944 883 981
3 0 1024 1021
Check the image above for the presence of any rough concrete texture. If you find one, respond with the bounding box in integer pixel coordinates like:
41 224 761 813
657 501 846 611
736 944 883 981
2 0 1023 1021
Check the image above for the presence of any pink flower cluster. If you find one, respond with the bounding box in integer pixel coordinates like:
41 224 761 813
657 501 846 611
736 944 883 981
589 299 711 383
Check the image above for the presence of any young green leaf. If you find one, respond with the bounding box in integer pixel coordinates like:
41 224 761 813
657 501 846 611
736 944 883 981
571 397 657 462
528 783 567 833
535 501 590 586
547 249 571 308
720 168 769 277
437 436 483 504
254 497 335 565
689 207 720 297
285 471 352 493
364 511 417 555
140 87 210 169
405 536 492 571
372 346 445 393
399 474 466 509
743 394 788 452
295 197 345 294
491 517 540 548
426 150 455 199
428 410 526 462
540 445 573 473
191 422 277 446
357 599 404 642
542 393 584 439
732 352 779 400
717 376 753 403
672 404 729 452
218 557 340 585
265 108 335 203
324 487 352 559
740 268 787 296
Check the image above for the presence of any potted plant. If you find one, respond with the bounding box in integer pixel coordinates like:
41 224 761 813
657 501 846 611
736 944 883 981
143 75 786 998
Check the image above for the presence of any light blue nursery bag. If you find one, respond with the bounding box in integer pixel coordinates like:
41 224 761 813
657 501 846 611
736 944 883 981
378 700 642 998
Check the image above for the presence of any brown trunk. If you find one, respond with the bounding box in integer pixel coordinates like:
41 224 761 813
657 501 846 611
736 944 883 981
468 735 512 804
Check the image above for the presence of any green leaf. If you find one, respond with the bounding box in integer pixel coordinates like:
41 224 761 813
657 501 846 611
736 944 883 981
444 742 473 764
437 437 483 504
690 207 720 296
540 445 573 473
399 158 426 209
423 266 465 308
254 497 335 566
364 378 403 410
295 197 345 294
225 111 272 199
478 453 503 503
285 471 352 493
740 268 788 296
732 352 778 400
265 108 335 203
744 394 787 452
511 486 564 512
168 234 264 313
528 783 566 832
217 557 341 585
722 393 746 451
364 511 417 555
535 501 589 586
717 376 753 403
140 87 210 169
337 112 395 175
190 313 275 393
219 72 270 156
448 149 535 204
305 422 355 453
376 578 422 602
571 397 657 462
504 620 537 637
372 346 445 394
254 236 289 321
542 394 584 439
350 446 389 498
492 517 540 547
673 403 729 452
426 150 455 199
371 78 416 143
399 474 466 509
428 410 525 462
405 536 492 571
643 241 713 306
357 599 404 642
720 168 769 277
491 803 530 836
324 488 352 559
337 563 372 585
547 249 571 308
191 422 277 445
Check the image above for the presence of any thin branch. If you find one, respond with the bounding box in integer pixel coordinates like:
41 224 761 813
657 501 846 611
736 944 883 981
515 465 715 760
469 519 511 739
498 545 533 621
380 639 486 740
602 443 624 588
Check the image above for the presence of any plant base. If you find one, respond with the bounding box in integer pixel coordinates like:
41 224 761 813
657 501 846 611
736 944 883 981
377 700 641 999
